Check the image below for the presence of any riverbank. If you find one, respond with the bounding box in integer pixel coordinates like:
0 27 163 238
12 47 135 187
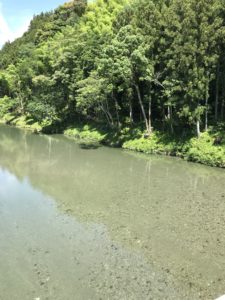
1 114 225 168
64 125 225 168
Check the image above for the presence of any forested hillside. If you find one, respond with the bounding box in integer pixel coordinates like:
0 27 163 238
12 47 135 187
1 0 225 167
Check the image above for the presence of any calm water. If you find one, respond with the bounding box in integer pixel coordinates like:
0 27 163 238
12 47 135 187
0 124 225 300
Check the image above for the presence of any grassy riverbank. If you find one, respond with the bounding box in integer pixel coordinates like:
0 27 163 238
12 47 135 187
123 130 225 168
1 114 225 168
64 124 225 168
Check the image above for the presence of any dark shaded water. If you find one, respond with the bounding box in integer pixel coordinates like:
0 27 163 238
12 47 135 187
0 124 225 299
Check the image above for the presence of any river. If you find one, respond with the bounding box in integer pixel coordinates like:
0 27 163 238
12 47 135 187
0 124 225 300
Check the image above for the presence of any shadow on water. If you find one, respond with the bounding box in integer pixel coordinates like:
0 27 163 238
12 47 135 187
78 142 101 150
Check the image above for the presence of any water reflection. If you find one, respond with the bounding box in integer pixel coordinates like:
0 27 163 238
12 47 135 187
0 125 225 299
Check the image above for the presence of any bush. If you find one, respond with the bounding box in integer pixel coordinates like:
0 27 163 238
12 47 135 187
0 96 17 117
64 125 106 143
123 131 225 168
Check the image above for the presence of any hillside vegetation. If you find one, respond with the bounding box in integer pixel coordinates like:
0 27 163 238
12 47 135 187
1 0 225 167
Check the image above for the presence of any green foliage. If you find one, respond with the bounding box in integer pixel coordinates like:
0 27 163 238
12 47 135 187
187 133 225 167
0 96 17 117
1 0 225 167
123 132 183 155
123 131 225 167
27 101 57 123
64 124 106 142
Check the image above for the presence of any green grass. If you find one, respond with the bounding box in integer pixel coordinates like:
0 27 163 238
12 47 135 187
64 124 107 143
10 116 42 132
123 131 225 168
1 114 43 132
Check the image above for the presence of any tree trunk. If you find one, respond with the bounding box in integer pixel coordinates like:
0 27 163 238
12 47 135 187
100 104 112 127
134 84 149 132
106 110 114 127
221 78 225 121
129 99 133 124
167 105 171 120
215 64 220 121
148 96 152 134
162 105 165 131
196 119 201 139
221 98 225 121
17 90 24 114
113 95 121 127
148 84 152 134
20 95 24 114
205 85 209 131
167 105 174 134
171 106 174 134
105 99 114 127
17 82 24 114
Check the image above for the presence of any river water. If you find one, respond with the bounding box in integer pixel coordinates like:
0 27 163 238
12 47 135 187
0 124 225 300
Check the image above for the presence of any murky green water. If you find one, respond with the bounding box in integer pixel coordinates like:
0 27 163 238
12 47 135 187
0 124 225 300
